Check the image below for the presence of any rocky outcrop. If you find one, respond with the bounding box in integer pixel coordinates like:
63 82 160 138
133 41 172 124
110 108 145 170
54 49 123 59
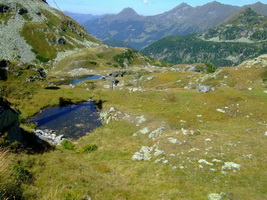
0 5 10 13
33 129 65 145
0 98 24 144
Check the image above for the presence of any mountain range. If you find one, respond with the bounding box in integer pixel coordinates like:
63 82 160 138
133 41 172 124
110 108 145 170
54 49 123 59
63 11 101 24
83 1 267 50
142 8 267 66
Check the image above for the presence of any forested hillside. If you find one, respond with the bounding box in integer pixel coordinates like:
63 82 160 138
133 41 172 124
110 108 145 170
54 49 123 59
142 8 267 66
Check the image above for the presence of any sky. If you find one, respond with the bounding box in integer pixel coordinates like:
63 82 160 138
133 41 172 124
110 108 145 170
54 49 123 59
46 0 267 16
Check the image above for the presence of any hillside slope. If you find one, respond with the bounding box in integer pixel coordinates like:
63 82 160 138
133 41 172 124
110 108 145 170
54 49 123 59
0 0 101 65
142 8 267 66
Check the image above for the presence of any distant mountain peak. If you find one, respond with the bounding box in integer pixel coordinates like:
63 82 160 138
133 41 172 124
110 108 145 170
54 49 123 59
178 3 191 7
210 1 222 4
164 2 193 18
173 2 192 9
118 7 140 18
254 1 264 5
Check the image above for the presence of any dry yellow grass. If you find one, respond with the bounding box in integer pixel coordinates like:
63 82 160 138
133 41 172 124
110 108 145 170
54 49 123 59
0 149 9 178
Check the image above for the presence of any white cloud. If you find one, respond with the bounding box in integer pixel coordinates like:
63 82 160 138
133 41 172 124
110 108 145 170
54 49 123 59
143 0 149 4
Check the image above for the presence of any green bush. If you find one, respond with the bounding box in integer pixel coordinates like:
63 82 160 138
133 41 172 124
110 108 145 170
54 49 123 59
82 144 98 153
205 63 217 73
61 140 75 150
36 55 50 63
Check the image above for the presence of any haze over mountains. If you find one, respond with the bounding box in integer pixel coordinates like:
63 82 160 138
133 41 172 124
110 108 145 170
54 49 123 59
81 1 267 50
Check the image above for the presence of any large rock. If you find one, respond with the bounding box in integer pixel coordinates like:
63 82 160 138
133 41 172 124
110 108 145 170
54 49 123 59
196 85 211 92
221 162 241 170
0 98 24 144
207 193 224 200
132 146 153 161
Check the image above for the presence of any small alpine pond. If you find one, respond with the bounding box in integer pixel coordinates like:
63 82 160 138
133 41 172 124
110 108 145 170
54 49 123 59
31 101 102 139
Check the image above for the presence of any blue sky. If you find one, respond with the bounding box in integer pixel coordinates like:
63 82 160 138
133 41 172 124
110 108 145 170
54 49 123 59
46 0 267 15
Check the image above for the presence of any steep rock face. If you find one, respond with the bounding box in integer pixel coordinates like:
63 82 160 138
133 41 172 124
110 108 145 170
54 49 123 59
0 0 100 65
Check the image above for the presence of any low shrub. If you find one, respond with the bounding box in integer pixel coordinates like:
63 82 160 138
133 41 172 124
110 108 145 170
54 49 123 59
61 140 75 150
82 144 98 153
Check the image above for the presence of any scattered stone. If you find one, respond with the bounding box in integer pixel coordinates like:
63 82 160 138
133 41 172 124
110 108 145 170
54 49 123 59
212 159 223 163
221 162 241 170
154 157 165 164
132 152 144 161
162 160 169 164
196 85 211 92
136 115 146 126
172 166 177 170
132 146 153 161
154 148 165 157
181 128 201 136
188 148 200 152
216 109 226 113
138 127 149 134
148 126 165 140
168 137 182 144
141 146 153 160
207 193 224 200
243 154 253 159
263 90 267 94
248 88 253 91
147 75 157 81
198 159 214 166
264 131 267 136
34 129 65 145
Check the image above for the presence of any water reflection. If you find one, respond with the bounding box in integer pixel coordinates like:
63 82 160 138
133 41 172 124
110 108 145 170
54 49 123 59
32 102 102 139
70 75 102 85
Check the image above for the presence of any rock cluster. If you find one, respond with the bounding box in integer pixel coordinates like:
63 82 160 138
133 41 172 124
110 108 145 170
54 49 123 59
33 129 65 145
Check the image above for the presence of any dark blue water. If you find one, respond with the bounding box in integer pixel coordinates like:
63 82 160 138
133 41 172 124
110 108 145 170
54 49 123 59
32 102 102 139
71 75 102 85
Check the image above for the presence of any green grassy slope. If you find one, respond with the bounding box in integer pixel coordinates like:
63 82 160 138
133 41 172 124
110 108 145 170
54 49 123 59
1 54 267 199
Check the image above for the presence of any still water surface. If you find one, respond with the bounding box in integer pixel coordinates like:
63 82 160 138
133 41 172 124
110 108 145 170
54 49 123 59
32 102 102 139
